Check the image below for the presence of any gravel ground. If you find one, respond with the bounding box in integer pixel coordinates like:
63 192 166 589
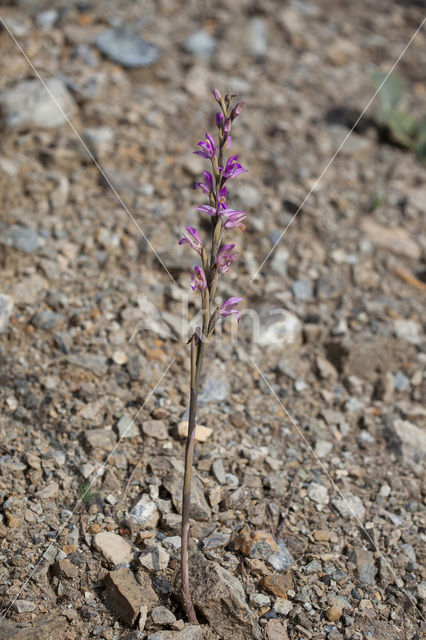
0 1 425 639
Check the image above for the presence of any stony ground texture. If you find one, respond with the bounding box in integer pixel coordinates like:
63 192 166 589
0 1 425 639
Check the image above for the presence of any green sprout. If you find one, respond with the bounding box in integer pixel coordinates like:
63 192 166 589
372 69 426 162
77 483 97 505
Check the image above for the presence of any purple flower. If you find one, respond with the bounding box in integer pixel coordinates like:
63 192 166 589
194 133 216 159
196 204 217 217
216 112 224 128
218 296 244 320
221 155 248 179
191 266 207 292
215 243 238 274
179 226 203 254
223 208 246 231
217 187 228 210
194 170 213 194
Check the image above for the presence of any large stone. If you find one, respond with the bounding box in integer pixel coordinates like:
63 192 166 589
187 553 261 639
95 28 159 68
354 616 405 640
385 419 426 465
0 78 76 130
0 614 69 639
360 218 421 260
325 336 416 382
104 568 144 626
93 531 133 565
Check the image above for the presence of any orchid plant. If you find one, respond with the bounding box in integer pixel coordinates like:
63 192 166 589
179 89 247 623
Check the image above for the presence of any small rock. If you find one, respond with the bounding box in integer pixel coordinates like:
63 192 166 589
84 428 116 459
32 310 64 330
257 311 302 348
332 493 365 521
234 526 277 559
14 600 36 613
151 606 176 626
0 294 13 333
163 469 211 521
198 375 230 404
139 603 148 632
394 371 410 392
162 535 181 551
212 458 227 485
117 414 139 438
325 39 359 65
260 573 294 598
143 419 169 440
202 530 231 549
393 319 422 345
82 126 115 160
3 225 39 253
291 279 312 301
184 30 216 59
386 419 426 464
93 531 133 566
352 547 376 585
36 9 58 27
307 482 329 506
417 581 426 600
68 353 108 376
174 627 203 640
129 494 159 528
36 481 59 499
264 618 289 640
373 372 394 402
267 540 295 571
138 544 170 572
126 354 145 381
316 356 338 380
53 558 79 579
0 79 76 129
326 605 343 621
250 592 271 608
112 350 128 365
95 28 159 68
249 17 268 56
104 567 144 626
314 440 333 458
274 597 293 615
177 421 212 442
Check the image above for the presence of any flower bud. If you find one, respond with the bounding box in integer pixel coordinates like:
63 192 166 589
212 88 222 103
231 101 245 120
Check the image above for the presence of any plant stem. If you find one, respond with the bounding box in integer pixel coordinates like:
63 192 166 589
180 336 205 623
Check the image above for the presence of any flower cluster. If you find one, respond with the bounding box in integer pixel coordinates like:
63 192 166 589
179 89 247 329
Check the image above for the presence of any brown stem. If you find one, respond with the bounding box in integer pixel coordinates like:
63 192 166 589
180 337 205 623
